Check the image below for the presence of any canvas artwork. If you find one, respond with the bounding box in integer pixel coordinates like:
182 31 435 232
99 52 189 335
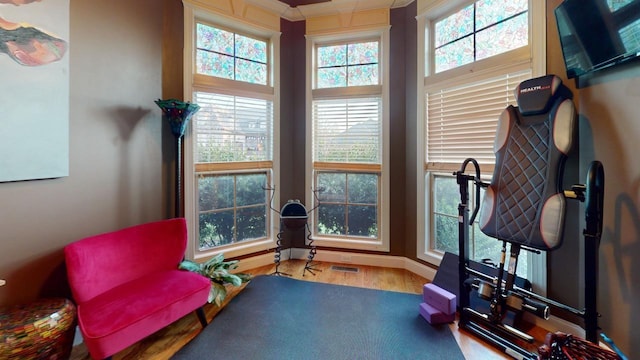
0 0 69 182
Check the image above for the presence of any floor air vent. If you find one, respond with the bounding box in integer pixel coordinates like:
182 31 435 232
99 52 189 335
331 265 359 273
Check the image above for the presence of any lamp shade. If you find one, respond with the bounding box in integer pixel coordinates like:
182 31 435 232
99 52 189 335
155 99 200 137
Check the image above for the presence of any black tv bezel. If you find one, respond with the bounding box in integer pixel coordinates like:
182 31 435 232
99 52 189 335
554 0 640 79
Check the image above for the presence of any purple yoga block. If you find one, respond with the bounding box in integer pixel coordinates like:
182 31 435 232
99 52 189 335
423 283 456 315
419 302 455 324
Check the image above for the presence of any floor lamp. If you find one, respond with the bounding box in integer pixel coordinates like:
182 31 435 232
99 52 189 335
155 99 200 218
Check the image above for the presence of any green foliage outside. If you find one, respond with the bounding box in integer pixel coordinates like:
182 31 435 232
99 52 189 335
197 140 266 163
195 169 381 246
194 141 528 278
194 129 531 279
316 172 378 238
198 172 268 250
432 175 527 277
315 139 379 163
196 130 383 248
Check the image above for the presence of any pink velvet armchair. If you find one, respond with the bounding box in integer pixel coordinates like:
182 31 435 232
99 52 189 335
64 218 210 359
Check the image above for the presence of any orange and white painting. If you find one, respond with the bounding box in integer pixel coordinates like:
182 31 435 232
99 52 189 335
0 0 69 182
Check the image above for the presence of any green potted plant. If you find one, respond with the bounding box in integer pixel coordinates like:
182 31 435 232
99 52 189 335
179 253 252 306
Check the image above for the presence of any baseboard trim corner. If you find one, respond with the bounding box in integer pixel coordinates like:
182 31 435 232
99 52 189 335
237 248 437 282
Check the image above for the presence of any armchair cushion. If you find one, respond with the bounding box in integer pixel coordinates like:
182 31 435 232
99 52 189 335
65 218 210 359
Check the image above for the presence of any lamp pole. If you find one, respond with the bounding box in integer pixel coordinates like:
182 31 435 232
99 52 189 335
155 99 200 218
176 135 183 217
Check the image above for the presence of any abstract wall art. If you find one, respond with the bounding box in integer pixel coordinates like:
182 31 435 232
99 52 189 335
0 0 69 182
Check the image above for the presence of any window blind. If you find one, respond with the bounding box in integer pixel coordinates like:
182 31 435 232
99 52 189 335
194 91 273 163
425 69 531 165
313 97 381 164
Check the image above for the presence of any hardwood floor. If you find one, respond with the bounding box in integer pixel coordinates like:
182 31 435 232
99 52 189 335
70 260 545 359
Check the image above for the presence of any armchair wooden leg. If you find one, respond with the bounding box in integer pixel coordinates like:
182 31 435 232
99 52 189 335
195 307 208 327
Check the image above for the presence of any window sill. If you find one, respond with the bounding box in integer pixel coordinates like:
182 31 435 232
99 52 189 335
192 238 275 261
417 249 445 268
311 237 389 252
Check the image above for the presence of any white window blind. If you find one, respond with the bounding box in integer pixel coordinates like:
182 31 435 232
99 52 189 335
425 69 531 165
194 91 273 163
313 97 381 164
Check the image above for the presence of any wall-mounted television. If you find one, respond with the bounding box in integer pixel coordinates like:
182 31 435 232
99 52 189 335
555 0 640 78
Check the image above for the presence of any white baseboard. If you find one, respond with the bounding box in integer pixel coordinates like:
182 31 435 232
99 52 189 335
403 257 438 281
235 252 275 272
236 248 437 282
309 249 406 269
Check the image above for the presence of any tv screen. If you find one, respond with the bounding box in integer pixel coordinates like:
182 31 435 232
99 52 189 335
555 0 640 78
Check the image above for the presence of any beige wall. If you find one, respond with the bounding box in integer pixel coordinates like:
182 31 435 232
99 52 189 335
546 1 638 356
575 64 640 358
0 0 171 305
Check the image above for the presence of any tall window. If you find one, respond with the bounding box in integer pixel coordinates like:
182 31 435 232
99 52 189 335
184 11 280 259
418 0 545 282
308 33 389 251
193 91 273 249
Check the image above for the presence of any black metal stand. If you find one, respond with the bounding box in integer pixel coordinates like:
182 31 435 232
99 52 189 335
583 161 605 343
455 159 605 359
303 223 321 276
271 223 291 276
264 187 325 277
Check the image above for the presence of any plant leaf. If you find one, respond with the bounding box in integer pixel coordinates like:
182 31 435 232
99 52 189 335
236 273 253 283
206 253 225 267
209 281 227 306
178 260 203 275
221 273 242 287
179 253 251 306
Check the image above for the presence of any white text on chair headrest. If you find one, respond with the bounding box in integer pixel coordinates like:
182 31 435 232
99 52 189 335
515 75 571 116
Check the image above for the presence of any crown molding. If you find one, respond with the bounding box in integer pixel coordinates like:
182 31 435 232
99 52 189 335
247 0 415 22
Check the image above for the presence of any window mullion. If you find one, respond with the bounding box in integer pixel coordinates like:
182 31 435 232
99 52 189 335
422 0 536 281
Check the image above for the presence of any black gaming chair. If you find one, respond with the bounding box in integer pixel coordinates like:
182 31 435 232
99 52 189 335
455 75 605 359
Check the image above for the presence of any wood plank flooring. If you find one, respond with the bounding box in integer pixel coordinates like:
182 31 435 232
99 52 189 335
70 260 545 359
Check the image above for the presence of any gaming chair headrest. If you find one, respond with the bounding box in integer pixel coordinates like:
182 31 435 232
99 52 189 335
514 75 572 116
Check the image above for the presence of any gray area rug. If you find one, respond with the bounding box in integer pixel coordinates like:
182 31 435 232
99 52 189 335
172 275 464 360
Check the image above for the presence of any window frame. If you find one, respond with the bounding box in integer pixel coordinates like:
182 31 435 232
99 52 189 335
306 28 390 252
194 22 271 86
416 0 547 293
313 169 381 239
183 4 281 261
195 169 273 250
314 38 381 89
